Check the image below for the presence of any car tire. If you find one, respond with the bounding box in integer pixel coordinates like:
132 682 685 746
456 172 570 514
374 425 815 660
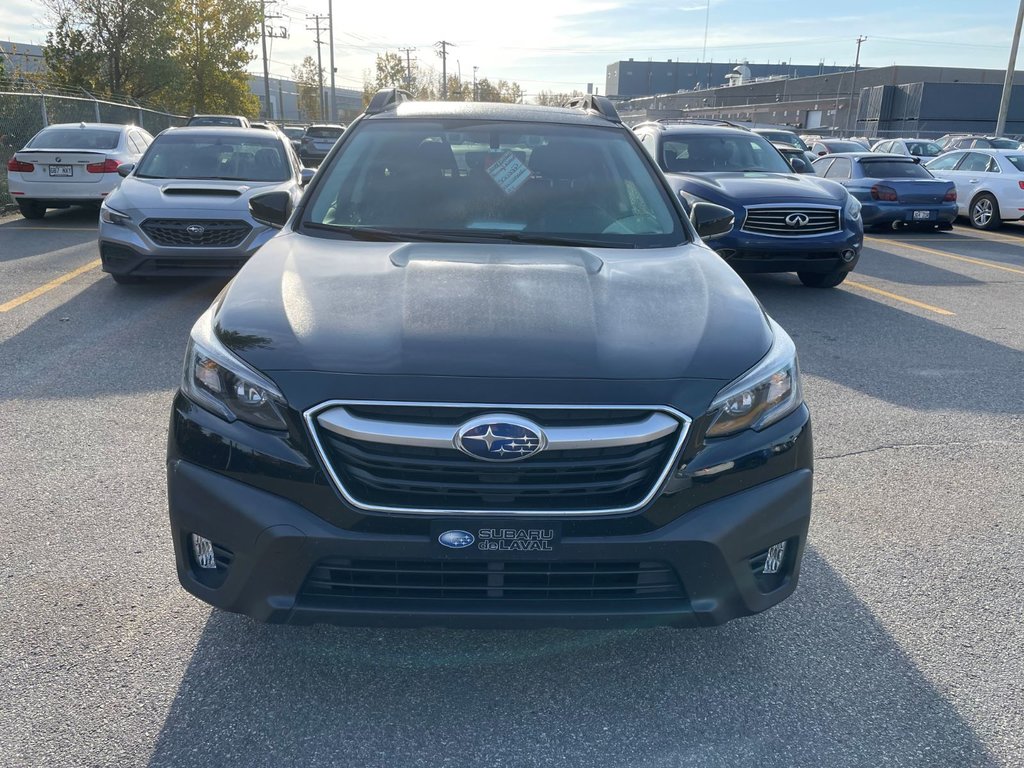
110 273 145 285
969 193 1001 230
17 200 46 219
798 269 849 289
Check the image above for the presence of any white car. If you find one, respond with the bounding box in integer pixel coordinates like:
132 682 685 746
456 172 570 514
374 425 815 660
871 138 943 161
6 122 154 219
925 148 1024 230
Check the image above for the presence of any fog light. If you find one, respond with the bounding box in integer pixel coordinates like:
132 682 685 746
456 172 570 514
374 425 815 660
841 249 857 263
191 533 217 570
763 541 787 575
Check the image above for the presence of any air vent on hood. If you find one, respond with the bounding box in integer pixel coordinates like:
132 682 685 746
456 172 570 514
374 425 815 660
161 187 242 197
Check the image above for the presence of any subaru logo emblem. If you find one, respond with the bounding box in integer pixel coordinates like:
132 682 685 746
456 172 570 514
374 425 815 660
438 530 475 549
186 224 205 237
785 212 810 227
454 415 546 462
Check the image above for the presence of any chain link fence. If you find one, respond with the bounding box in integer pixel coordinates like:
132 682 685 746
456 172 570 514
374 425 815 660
1 87 186 211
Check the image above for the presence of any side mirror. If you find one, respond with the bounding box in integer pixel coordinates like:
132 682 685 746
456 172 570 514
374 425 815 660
300 167 315 186
249 191 292 229
690 202 734 241
789 157 808 173
817 150 827 156
117 163 135 178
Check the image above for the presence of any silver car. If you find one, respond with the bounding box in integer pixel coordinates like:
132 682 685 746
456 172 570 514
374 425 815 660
98 127 312 284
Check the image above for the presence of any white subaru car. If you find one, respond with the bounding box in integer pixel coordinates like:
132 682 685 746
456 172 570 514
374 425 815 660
6 122 153 219
925 148 1024 229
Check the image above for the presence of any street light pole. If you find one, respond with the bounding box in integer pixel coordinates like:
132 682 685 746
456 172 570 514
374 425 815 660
846 36 867 135
995 0 1024 136
328 0 336 122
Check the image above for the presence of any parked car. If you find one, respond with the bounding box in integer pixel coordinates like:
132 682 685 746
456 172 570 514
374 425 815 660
937 135 1019 152
6 122 153 219
281 125 306 153
186 114 252 128
98 126 313 283
925 148 1024 229
773 143 818 174
810 139 868 156
299 124 346 165
634 121 863 287
871 138 943 160
812 152 956 230
166 91 813 629
848 137 873 150
753 128 809 151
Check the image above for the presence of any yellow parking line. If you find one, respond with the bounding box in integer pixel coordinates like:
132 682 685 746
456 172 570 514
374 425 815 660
866 236 1024 276
0 259 102 312
844 280 956 316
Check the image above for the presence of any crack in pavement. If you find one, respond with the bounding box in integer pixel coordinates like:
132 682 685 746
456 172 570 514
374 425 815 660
817 440 1024 461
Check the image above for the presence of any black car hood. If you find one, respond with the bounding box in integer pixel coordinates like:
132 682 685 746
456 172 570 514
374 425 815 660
214 232 772 382
670 171 847 204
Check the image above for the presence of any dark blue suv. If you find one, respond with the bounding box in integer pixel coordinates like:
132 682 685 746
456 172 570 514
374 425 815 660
634 121 864 288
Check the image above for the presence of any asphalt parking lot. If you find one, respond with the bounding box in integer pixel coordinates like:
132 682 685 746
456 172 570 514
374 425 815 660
0 209 1021 767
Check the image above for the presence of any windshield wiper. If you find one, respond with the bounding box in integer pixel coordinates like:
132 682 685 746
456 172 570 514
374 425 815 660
303 222 428 241
420 229 632 249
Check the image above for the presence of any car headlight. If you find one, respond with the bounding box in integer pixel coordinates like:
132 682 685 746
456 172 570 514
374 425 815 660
845 193 861 222
181 306 288 430
705 317 803 438
100 205 131 226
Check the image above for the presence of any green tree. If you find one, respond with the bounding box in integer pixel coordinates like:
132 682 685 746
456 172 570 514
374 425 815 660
362 52 411 106
43 15 105 92
535 89 584 107
169 0 260 116
292 56 323 121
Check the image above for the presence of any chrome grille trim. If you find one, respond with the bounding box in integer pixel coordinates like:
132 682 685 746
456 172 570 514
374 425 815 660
741 204 842 237
304 400 692 517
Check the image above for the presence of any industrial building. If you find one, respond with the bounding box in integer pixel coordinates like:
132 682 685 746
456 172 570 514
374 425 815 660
614 64 1024 137
606 59 850 98
248 75 362 124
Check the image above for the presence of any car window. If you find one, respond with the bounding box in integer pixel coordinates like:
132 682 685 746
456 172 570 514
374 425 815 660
283 127 305 140
906 142 941 157
126 132 144 154
27 127 121 150
989 137 1018 149
1003 155 1024 172
661 133 791 173
811 157 834 175
136 134 291 181
638 131 657 155
307 127 344 139
303 119 685 248
875 141 891 153
823 157 852 179
188 116 243 127
927 152 963 171
824 141 865 153
858 160 932 179
958 153 995 173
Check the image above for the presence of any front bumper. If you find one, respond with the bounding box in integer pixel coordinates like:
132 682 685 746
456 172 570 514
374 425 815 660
167 392 813 629
710 224 863 275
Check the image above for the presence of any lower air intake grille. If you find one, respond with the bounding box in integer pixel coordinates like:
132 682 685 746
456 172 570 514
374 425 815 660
300 559 685 602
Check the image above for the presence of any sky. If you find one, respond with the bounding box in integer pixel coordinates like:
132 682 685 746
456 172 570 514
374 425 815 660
3 0 1024 98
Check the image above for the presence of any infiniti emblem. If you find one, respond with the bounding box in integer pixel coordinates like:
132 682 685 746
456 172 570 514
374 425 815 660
454 415 546 462
185 224 206 237
785 212 810 227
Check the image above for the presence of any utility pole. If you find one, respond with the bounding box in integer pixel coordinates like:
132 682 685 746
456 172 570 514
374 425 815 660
846 36 867 135
307 14 328 121
259 1 287 119
996 0 1024 136
399 47 416 89
436 40 454 99
328 0 336 122
472 65 478 101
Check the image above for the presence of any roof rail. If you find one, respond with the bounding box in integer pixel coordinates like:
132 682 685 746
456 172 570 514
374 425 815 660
562 94 621 123
653 117 751 131
365 88 413 116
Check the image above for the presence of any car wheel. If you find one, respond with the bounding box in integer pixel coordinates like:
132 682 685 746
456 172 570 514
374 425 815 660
798 269 849 289
17 200 46 219
969 193 1000 230
110 273 145 285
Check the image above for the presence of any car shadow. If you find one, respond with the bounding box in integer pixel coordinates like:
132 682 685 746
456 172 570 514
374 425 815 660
145 549 997 768
856 243 984 287
743 273 1024 416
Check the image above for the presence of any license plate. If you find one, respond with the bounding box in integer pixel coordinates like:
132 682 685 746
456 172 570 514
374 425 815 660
912 210 932 220
432 520 562 558
48 165 73 177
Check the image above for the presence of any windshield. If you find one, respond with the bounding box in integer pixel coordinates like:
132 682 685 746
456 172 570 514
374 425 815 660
824 141 864 153
663 133 792 173
136 133 291 181
302 119 684 249
990 137 1019 149
906 141 942 157
188 116 244 127
283 127 305 140
859 160 933 179
759 130 807 150
307 127 344 138
28 127 120 150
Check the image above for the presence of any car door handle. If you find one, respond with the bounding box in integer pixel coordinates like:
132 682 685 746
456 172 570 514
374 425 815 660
968 179 979 183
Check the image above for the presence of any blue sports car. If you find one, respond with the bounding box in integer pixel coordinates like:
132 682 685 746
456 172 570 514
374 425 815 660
634 121 863 288
812 152 957 230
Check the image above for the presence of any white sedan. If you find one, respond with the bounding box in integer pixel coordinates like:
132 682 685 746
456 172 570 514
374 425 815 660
6 122 154 219
871 138 943 161
925 148 1024 230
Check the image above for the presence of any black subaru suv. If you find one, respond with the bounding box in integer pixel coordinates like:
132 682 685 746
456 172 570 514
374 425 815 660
167 92 813 629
